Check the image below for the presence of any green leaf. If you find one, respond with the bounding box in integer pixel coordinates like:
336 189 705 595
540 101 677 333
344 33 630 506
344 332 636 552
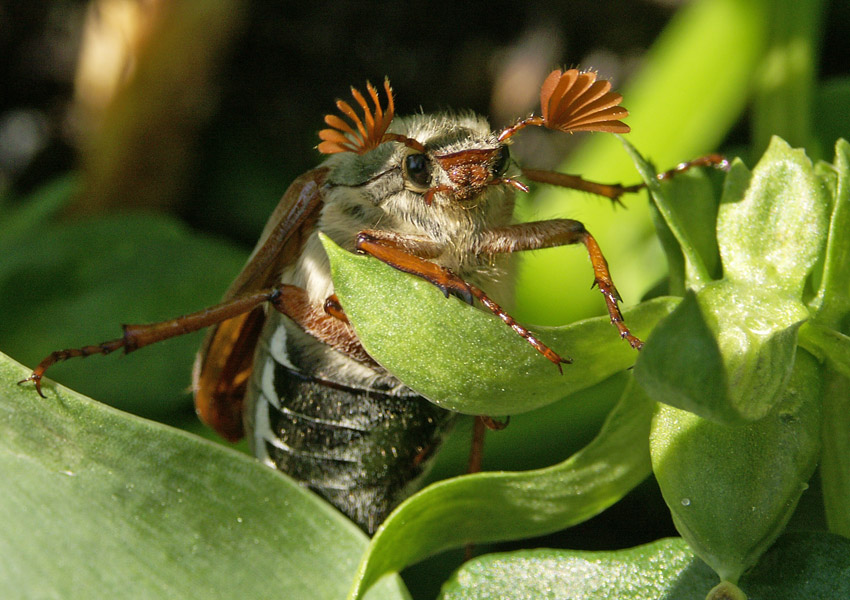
440 538 716 600
649 170 722 295
621 137 714 287
812 138 850 327
649 350 822 583
323 234 676 415
348 378 655 600
437 532 850 600
718 137 828 294
0 351 409 600
634 291 728 419
0 174 76 248
799 323 850 379
635 138 825 423
751 0 826 157
741 531 850 598
0 205 247 419
636 284 807 424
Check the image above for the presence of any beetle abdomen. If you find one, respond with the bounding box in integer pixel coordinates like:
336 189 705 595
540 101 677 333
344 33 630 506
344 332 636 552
246 353 454 534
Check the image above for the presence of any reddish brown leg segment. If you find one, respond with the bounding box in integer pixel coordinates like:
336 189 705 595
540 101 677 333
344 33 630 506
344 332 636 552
269 286 375 367
355 231 572 371
522 153 729 203
19 289 286 397
467 415 510 474
477 219 643 350
322 294 348 323
468 416 487 475
19 283 381 398
521 169 640 205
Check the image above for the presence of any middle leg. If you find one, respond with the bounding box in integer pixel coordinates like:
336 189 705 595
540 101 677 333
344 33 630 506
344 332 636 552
476 219 643 349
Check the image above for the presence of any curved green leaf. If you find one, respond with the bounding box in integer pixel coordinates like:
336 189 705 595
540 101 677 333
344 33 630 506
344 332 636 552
812 138 850 328
637 285 807 423
0 352 408 600
324 234 676 415
348 378 655 599
650 350 822 582
437 532 850 600
634 138 824 423
646 169 722 295
621 137 715 287
717 137 828 295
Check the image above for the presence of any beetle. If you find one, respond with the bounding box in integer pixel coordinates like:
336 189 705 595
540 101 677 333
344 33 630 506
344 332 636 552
20 69 724 533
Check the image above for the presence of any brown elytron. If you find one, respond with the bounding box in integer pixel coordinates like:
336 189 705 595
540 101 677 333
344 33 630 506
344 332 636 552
20 69 726 533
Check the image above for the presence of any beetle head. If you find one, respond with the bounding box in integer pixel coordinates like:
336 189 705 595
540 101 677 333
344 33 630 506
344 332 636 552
317 69 628 206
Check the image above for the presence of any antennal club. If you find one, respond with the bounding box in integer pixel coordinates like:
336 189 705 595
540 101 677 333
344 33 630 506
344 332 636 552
318 79 425 155
498 69 630 142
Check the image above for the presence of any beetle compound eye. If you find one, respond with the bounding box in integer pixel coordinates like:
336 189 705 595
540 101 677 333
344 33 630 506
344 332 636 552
403 153 432 192
492 146 511 177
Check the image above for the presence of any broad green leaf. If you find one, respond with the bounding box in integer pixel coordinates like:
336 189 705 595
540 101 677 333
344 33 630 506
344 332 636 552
348 379 655 600
679 280 805 422
0 205 246 419
636 272 805 425
440 538 716 600
717 137 828 294
634 291 728 420
635 139 822 423
0 352 408 600
650 350 822 583
323 234 676 416
437 532 850 600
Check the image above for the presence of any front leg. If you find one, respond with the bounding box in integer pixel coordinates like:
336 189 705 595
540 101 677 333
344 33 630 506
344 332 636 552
354 230 571 371
477 220 644 349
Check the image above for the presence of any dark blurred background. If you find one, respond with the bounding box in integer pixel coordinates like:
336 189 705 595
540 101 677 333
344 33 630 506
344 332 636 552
3 0 842 234
0 0 676 236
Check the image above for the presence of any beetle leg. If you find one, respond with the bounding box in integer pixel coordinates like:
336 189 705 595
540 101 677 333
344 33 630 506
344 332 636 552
355 230 571 371
18 283 375 397
19 289 289 398
323 294 348 323
268 286 376 367
467 415 510 474
356 229 443 258
468 416 487 475
522 153 729 205
477 220 643 349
